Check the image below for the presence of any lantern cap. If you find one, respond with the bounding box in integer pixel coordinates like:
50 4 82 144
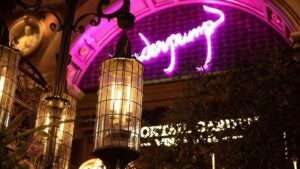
44 95 71 109
114 32 133 58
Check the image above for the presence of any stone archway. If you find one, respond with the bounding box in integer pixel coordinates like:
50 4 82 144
68 0 297 87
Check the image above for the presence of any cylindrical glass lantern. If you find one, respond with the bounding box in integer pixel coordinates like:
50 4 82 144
33 93 76 169
0 45 20 131
93 57 143 167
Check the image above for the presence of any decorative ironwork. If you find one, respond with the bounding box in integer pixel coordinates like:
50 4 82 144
73 0 135 33
1 0 135 96
18 57 48 91
73 13 101 33
14 57 49 123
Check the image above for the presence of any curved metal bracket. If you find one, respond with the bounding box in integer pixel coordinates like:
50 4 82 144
10 36 19 47
73 13 100 33
32 9 64 32
73 0 135 32
46 11 64 32
97 0 135 29
96 0 119 20
15 0 64 32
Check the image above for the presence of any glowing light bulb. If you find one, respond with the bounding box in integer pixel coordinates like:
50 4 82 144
111 84 122 114
212 153 215 169
126 85 131 114
293 159 298 169
44 113 51 133
57 115 66 142
110 84 123 127
0 67 7 102
0 76 5 102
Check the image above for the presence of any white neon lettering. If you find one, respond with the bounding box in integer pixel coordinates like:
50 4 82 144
137 5 225 73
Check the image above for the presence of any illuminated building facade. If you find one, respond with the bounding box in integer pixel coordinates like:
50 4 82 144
1 0 299 168
70 0 299 168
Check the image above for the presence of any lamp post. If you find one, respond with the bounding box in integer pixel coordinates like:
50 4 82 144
93 33 143 169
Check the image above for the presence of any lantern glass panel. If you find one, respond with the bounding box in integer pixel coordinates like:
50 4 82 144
94 57 143 152
0 45 19 131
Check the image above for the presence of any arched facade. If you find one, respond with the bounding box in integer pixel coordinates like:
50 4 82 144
68 0 298 88
71 1 298 167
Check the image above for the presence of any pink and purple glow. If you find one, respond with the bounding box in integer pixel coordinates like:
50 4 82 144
137 5 225 73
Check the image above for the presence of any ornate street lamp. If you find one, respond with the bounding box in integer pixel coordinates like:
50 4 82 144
93 34 143 169
34 93 76 169
26 0 136 167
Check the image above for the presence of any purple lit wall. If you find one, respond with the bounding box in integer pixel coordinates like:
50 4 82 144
79 4 288 91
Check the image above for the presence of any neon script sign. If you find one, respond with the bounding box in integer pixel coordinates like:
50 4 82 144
137 5 225 73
